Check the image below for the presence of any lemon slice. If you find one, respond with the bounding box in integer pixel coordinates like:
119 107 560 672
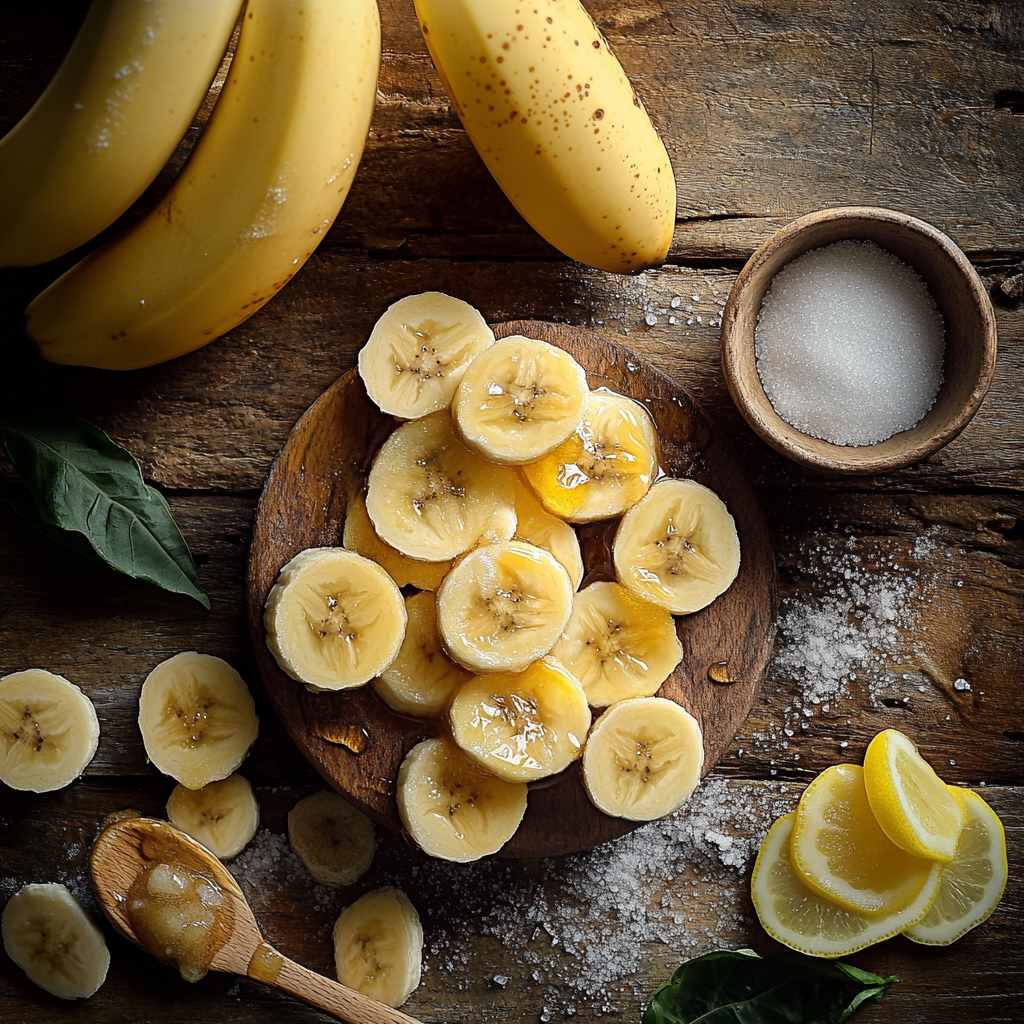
791 763 938 915
752 812 942 958
903 786 1008 945
863 728 963 863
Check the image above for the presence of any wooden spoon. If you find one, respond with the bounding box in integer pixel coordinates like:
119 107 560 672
89 814 423 1024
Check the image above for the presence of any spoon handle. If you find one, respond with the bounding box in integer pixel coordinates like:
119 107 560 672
247 942 425 1024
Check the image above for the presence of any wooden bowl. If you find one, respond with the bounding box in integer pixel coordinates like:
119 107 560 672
247 322 778 859
721 207 997 473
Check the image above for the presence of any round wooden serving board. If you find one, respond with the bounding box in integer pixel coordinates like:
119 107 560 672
246 322 777 858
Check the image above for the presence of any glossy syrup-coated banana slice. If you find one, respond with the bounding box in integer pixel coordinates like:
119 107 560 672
512 472 584 590
138 652 259 790
453 335 589 464
264 547 407 691
358 292 494 418
396 736 528 862
288 790 376 887
166 774 260 860
436 540 574 673
449 659 591 783
333 887 422 1007
0 669 99 793
522 388 658 522
614 478 740 614
374 591 470 717
366 411 518 561
549 582 682 706
582 696 704 821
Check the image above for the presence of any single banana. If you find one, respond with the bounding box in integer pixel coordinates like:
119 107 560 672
373 591 471 718
396 736 528 862
288 790 376 887
436 539 574 673
333 887 422 1008
27 0 381 370
453 335 589 464
264 547 407 691
413 0 675 273
358 292 495 418
137 651 259 789
0 669 99 793
165 773 260 860
512 471 584 590
549 581 682 706
613 478 740 614
523 388 659 522
1 883 110 1000
582 696 704 821
449 659 591 783
0 0 243 267
365 411 518 562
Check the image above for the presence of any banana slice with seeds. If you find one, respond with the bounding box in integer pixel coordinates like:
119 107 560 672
512 472 584 590
397 736 527 861
138 652 259 790
583 696 704 821
549 582 682 706
264 547 407 691
453 335 589 464
366 411 518 562
614 478 740 614
288 790 376 887
436 539 574 673
522 388 658 522
166 774 260 860
0 669 99 793
358 291 494 418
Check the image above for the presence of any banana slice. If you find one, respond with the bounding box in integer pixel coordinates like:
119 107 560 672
549 582 682 706
522 388 659 522
613 478 741 614
436 539 574 673
2 883 109 999
582 696 704 821
264 547 407 691
288 789 376 887
333 886 423 1008
166 774 260 860
449 659 591 783
0 669 99 793
373 591 471 717
366 411 518 561
138 652 259 790
513 472 584 590
396 736 528 861
358 291 495 418
453 335 589 464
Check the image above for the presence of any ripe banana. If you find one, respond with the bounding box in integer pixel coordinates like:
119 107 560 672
333 887 423 1008
396 736 528 861
2 884 110 1000
137 651 259 789
264 547 407 691
288 790 376 887
413 0 676 273
166 773 260 860
0 0 243 268
453 335 589 464
512 472 584 590
358 291 495 418
0 669 99 793
435 539 574 673
582 696 704 821
613 478 741 614
549 581 682 706
27 0 381 370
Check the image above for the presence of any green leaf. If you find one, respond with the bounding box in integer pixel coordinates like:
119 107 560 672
643 950 897 1024
0 411 210 609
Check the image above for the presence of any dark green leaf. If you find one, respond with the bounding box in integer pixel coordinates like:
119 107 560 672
0 411 210 609
643 950 897 1024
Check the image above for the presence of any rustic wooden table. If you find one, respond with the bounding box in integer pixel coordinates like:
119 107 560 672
1 2 1021 1022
